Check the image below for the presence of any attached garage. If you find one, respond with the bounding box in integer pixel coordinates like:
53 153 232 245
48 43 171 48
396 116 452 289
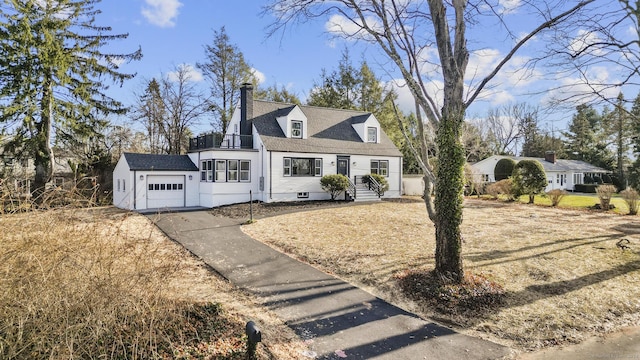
113 153 199 211
147 175 185 208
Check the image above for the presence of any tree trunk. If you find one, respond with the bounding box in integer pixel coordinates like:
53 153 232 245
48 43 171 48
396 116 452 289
33 74 55 202
433 109 465 283
529 194 535 204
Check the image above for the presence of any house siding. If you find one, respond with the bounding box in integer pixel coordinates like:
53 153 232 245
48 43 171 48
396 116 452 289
267 151 401 202
195 149 261 207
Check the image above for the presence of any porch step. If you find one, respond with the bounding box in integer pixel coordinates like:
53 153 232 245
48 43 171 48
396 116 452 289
352 185 381 202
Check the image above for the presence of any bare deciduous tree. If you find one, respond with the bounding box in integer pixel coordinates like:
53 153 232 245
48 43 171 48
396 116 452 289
265 0 626 283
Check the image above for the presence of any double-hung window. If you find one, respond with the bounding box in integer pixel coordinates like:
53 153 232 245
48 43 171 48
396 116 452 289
291 120 303 138
227 160 238 181
240 160 250 181
215 160 226 182
370 160 389 177
283 157 322 177
367 127 377 142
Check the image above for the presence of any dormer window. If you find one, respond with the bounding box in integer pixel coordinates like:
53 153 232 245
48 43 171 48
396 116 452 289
292 120 303 138
367 127 377 143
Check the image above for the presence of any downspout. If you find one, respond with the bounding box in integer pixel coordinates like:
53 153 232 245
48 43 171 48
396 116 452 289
269 151 273 200
399 156 403 196
133 170 137 210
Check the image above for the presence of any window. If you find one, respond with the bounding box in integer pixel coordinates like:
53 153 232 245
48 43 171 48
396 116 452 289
207 160 213 181
228 160 238 181
291 120 302 138
117 179 121 192
574 173 583 185
482 174 490 182
201 161 206 181
297 192 309 198
240 160 250 181
283 157 322 177
215 160 226 182
283 158 291 176
148 184 153 191
367 127 377 143
123 180 126 191
370 160 389 177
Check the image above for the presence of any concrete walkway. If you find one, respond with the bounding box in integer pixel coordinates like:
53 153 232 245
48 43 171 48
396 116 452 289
148 210 511 359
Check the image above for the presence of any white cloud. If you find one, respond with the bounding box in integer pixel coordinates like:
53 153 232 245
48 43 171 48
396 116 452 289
324 14 381 40
543 66 620 106
499 0 521 14
141 0 182 28
568 29 604 57
251 68 266 84
386 78 444 115
167 64 202 82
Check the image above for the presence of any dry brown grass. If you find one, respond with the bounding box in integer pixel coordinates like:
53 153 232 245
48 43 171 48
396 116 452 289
243 198 640 351
0 206 307 359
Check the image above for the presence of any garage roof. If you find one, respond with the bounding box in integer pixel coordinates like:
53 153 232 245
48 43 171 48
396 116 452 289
123 153 198 171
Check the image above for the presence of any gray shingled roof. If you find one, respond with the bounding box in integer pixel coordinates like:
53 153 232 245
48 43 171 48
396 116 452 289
123 153 198 171
512 156 608 173
251 100 402 157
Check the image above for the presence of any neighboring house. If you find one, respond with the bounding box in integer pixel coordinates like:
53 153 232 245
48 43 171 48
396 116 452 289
113 83 403 210
0 152 75 196
470 152 610 192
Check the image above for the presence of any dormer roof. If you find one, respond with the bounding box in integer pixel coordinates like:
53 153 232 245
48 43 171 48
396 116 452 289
251 100 401 157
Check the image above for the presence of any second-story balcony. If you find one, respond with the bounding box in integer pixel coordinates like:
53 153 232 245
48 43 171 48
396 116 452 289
189 133 253 152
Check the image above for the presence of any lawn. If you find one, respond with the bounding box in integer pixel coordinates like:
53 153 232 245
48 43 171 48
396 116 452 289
0 207 307 359
510 193 630 213
243 198 640 352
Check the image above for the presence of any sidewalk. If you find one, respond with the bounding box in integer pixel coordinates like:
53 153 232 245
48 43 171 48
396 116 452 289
148 210 511 359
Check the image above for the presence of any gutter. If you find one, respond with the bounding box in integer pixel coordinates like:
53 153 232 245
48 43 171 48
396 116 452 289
133 170 137 210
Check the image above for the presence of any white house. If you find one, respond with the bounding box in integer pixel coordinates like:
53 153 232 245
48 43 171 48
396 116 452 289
470 152 609 192
113 84 403 211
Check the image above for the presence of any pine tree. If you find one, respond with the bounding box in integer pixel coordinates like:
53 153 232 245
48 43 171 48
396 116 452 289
197 27 255 133
563 104 614 170
0 0 141 198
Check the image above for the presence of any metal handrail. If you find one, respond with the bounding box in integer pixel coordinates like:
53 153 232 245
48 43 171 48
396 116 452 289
345 177 356 201
367 176 383 197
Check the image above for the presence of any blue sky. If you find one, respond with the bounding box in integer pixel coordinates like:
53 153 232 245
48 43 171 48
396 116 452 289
97 0 638 136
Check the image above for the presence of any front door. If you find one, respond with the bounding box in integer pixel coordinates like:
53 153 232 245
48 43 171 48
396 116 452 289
337 156 350 178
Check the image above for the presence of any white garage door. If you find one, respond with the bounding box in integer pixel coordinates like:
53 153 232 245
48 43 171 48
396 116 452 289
147 175 185 208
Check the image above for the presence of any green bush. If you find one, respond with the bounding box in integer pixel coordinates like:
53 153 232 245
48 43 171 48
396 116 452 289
494 158 516 181
320 174 351 200
583 175 594 184
574 184 598 193
602 174 612 184
511 160 547 204
363 173 390 192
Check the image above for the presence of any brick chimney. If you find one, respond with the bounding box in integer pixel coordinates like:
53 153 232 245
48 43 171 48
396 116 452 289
240 83 253 136
545 151 556 163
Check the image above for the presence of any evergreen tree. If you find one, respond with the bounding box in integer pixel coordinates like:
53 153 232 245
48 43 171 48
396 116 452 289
563 104 614 170
603 93 632 186
0 0 141 198
254 84 301 104
197 27 255 133
133 78 167 154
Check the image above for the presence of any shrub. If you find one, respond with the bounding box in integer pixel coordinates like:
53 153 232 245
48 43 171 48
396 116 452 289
596 184 617 210
593 175 603 184
546 189 567 207
363 173 390 192
601 173 612 184
511 160 547 204
494 158 516 181
320 174 351 200
486 179 514 200
621 188 640 215
583 175 594 184
574 184 598 193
